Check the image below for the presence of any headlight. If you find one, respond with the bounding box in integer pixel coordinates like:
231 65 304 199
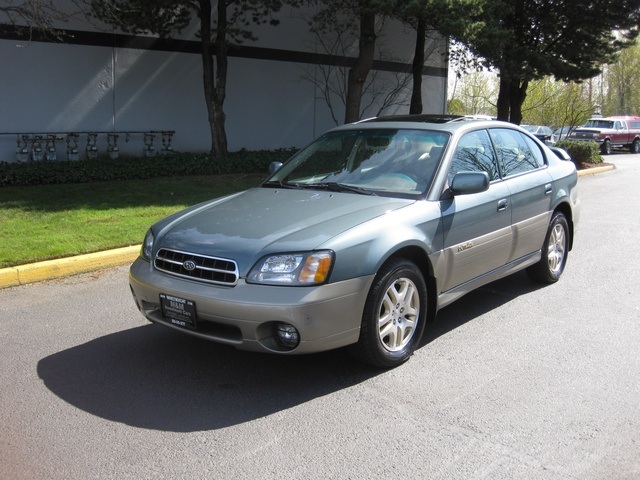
141 229 154 262
247 251 334 286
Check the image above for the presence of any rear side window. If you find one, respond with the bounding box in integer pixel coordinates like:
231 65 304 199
490 128 544 177
449 130 499 182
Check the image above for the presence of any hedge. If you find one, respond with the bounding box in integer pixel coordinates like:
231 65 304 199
0 149 297 187
555 140 603 165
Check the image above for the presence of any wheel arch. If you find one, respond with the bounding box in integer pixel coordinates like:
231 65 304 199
552 202 574 251
385 245 438 322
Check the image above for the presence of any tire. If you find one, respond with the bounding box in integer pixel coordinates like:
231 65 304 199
349 258 427 368
601 139 612 155
630 139 640 153
526 212 570 284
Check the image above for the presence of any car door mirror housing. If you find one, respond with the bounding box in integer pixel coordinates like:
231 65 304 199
450 171 490 195
269 161 283 174
549 146 571 161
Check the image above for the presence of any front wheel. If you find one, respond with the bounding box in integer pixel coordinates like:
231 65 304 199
349 258 427 368
601 139 612 155
527 212 570 283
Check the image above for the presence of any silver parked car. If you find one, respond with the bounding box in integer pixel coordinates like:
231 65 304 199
129 116 580 368
522 125 558 145
553 126 574 141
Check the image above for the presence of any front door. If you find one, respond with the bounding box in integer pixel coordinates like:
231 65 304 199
439 129 512 292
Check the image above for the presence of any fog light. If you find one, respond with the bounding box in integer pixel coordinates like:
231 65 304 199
275 323 300 349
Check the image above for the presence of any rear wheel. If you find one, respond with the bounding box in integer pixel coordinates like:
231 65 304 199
527 212 570 283
630 139 640 153
349 258 427 368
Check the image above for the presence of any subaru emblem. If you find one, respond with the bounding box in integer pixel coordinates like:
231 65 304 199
183 260 197 271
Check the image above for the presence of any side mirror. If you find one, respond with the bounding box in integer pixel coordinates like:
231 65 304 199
450 171 490 195
269 161 283 174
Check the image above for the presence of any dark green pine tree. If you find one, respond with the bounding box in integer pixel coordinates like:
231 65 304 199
445 0 640 123
393 0 484 114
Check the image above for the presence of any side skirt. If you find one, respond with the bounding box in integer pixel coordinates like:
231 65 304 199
436 251 540 311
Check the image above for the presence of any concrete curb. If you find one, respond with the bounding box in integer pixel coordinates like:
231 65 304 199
0 245 140 289
0 165 614 290
577 164 615 176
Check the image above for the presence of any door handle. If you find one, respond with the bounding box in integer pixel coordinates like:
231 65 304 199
544 183 553 195
497 199 508 212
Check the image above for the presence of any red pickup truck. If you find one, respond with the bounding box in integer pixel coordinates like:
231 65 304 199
568 116 640 154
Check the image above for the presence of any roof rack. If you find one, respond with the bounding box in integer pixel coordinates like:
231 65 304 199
358 114 467 124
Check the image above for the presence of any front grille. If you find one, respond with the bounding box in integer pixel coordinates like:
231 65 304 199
155 248 239 286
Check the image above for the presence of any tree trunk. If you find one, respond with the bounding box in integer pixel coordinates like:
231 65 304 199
508 78 528 125
213 0 228 157
409 16 426 115
344 10 376 124
496 73 510 121
199 0 228 158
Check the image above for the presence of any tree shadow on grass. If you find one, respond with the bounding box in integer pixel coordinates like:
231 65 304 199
0 174 265 212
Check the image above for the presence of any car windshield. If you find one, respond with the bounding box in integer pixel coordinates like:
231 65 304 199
584 120 614 128
523 125 550 134
264 128 450 198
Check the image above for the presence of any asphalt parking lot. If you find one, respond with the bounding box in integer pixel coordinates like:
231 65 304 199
1 154 639 479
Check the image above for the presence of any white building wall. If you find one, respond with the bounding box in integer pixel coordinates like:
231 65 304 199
0 5 448 162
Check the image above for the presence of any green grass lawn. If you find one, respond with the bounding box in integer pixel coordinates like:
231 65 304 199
0 173 265 268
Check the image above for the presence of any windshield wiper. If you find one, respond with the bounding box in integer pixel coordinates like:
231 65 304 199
261 181 302 189
308 182 377 196
263 181 377 196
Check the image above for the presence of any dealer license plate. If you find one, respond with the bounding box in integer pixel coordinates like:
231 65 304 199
160 294 197 329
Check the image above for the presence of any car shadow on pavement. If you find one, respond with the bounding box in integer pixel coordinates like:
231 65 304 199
36 325 380 432
37 271 541 433
421 270 544 346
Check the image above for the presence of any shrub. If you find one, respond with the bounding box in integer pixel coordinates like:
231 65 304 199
0 149 297 187
555 140 603 165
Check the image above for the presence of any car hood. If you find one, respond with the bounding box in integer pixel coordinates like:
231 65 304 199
572 126 603 134
154 187 414 272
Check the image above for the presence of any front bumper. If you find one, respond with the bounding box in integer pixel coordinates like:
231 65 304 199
129 257 375 354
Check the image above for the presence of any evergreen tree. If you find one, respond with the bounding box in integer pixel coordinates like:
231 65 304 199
446 0 640 123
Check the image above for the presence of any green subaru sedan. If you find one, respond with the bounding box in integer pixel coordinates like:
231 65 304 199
129 115 580 368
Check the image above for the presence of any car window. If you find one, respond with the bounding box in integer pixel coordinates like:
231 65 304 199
267 128 450 198
585 120 613 128
521 134 545 168
489 128 544 177
448 129 499 182
288 135 353 180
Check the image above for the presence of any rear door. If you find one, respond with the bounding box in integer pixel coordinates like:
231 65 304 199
439 129 512 292
489 127 553 262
